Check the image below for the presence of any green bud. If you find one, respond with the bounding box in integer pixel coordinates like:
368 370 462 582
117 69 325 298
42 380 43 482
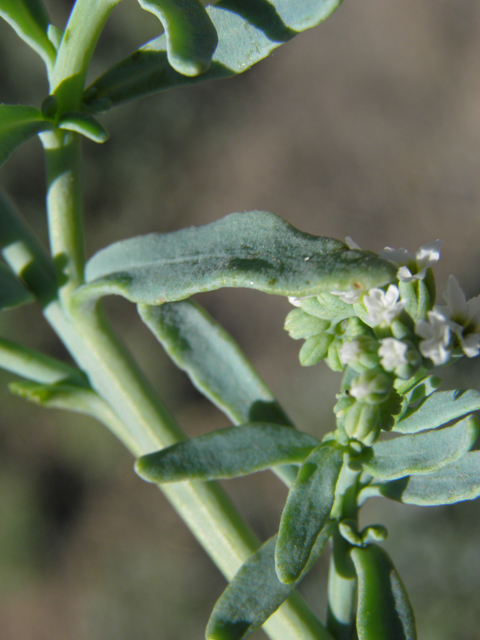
344 401 380 445
299 333 334 366
339 335 380 373
325 339 343 371
349 369 393 405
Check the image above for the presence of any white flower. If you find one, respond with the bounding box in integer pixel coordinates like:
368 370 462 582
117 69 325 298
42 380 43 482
380 240 442 283
345 236 361 250
436 275 480 357
363 285 405 326
288 296 303 307
330 289 363 304
415 310 451 365
339 340 362 365
378 338 408 370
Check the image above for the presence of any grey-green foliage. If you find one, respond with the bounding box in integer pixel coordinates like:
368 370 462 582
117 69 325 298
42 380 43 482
82 211 396 304
135 423 320 482
206 524 335 640
83 0 344 111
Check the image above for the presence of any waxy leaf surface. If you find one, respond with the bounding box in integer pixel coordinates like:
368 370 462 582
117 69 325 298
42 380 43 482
0 263 34 309
84 211 396 304
135 423 320 483
351 544 416 640
0 105 54 167
207 525 335 640
363 416 479 481
275 444 343 584
379 450 480 506
84 0 343 111
394 388 480 434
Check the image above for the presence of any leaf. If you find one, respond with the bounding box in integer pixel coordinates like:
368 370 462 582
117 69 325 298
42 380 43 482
299 333 333 366
82 211 396 305
284 308 330 340
0 0 56 69
0 105 54 167
135 423 320 483
137 0 218 76
293 292 357 321
206 524 335 640
362 416 479 481
0 262 34 309
139 300 291 426
351 544 417 640
10 380 106 417
394 388 480 434
57 112 109 143
83 0 344 111
275 444 343 584
379 450 480 506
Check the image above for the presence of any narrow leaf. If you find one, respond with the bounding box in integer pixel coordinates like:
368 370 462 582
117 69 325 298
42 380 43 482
58 112 109 143
139 300 291 426
83 211 396 304
394 388 480 434
276 444 343 584
363 416 479 481
135 423 320 483
351 544 417 640
83 0 343 111
137 0 218 76
0 262 34 309
379 450 480 506
207 524 335 640
0 0 56 69
10 380 107 417
0 105 54 167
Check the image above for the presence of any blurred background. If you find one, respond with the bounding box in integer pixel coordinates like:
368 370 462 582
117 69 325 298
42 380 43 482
1 0 480 638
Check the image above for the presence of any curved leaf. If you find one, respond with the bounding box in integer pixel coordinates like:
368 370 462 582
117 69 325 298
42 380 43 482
57 112 109 143
379 450 480 506
363 416 479 481
0 263 34 309
135 423 320 483
0 105 54 168
206 525 335 640
351 544 416 640
83 0 343 111
394 388 480 434
0 0 56 69
137 0 218 76
275 444 343 584
82 211 396 304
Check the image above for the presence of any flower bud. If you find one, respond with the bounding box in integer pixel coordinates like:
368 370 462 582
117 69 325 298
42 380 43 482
344 401 380 445
349 369 393 405
339 335 379 372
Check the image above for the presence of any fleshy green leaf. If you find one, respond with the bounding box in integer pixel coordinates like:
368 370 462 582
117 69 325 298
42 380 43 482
362 416 479 481
139 300 291 426
394 388 480 434
379 450 480 506
275 444 343 584
137 0 218 77
206 524 335 640
0 105 54 167
0 0 56 69
351 544 417 640
284 308 330 340
83 0 344 111
135 423 320 483
82 211 396 305
0 263 34 309
57 112 109 143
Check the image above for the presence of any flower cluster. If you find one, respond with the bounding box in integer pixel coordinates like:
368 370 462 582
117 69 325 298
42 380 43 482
285 239 480 446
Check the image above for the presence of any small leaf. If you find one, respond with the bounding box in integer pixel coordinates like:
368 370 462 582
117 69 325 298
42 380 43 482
10 380 105 417
284 308 330 340
299 333 333 366
351 544 417 640
135 423 320 483
275 444 343 584
57 112 109 143
362 416 479 481
137 0 218 76
206 524 335 640
83 211 396 304
394 388 480 434
0 0 56 69
294 292 357 321
0 105 54 167
379 450 480 506
84 0 343 111
0 263 34 309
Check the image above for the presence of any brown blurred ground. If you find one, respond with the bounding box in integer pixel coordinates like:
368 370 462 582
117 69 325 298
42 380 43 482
1 0 480 638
